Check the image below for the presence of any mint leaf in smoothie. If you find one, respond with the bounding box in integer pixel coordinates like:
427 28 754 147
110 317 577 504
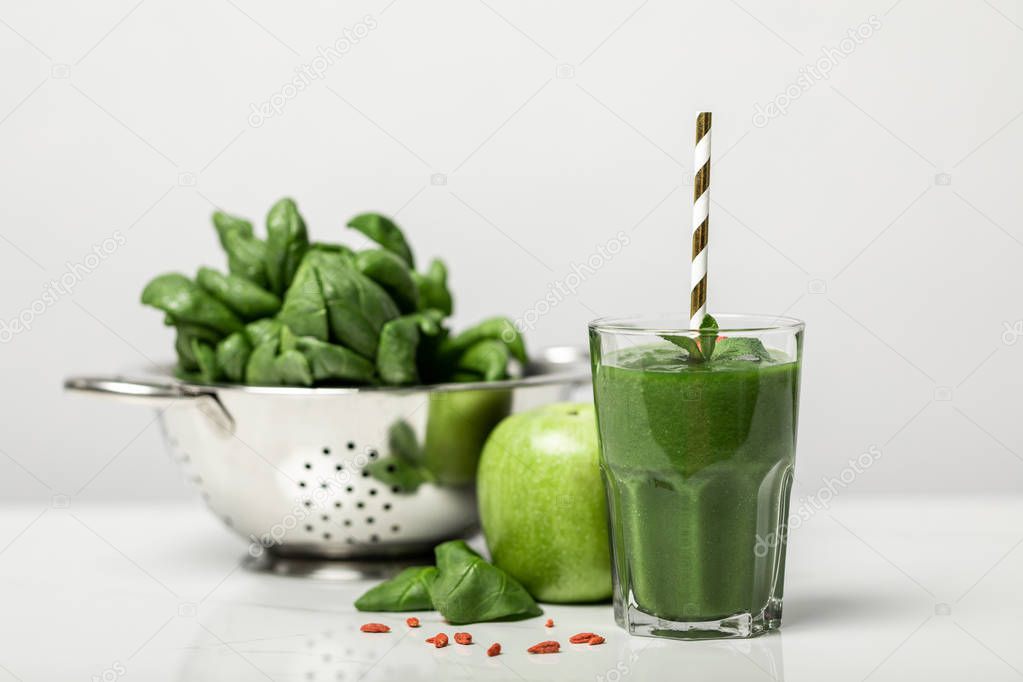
355 566 437 611
428 540 542 624
699 314 719 360
662 334 703 361
713 337 772 362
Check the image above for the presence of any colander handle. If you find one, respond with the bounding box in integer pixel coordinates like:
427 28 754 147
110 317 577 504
63 376 234 432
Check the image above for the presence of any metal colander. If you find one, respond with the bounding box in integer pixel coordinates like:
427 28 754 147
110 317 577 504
65 347 589 570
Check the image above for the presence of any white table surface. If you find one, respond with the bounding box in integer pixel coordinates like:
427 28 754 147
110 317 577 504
0 496 1020 681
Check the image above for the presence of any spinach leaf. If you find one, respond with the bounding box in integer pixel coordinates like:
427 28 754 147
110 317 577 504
376 315 422 385
245 318 283 348
222 229 270 288
216 331 252 383
456 339 510 381
196 266 281 320
274 349 313 386
277 256 329 341
191 339 221 383
172 323 222 372
265 198 309 296
245 338 280 385
212 211 253 248
388 420 421 462
355 249 419 313
347 213 414 268
365 456 428 493
429 540 542 624
412 259 452 315
355 566 437 612
141 273 243 335
296 336 375 384
440 317 526 366
315 252 400 358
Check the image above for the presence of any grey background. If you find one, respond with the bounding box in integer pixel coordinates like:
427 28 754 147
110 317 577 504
1 0 1020 502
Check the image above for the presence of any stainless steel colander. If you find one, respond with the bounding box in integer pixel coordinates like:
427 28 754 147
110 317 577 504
65 347 589 568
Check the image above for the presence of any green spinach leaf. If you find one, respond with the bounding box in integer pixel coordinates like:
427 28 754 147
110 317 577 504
278 256 329 341
456 339 510 381
141 273 243 335
216 331 252 383
355 249 419 313
347 213 414 268
265 198 309 296
355 566 437 612
428 540 542 624
412 259 453 316
296 336 375 384
196 266 281 319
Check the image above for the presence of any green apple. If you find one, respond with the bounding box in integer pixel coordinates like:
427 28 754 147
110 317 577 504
477 402 611 603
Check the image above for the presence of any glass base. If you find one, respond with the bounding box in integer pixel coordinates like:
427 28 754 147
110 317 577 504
619 598 783 640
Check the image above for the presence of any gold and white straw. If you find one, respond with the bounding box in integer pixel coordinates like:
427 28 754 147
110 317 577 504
690 112 711 329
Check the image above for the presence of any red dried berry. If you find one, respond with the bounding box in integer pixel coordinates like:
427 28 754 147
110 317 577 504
588 635 605 645
487 642 501 657
360 623 390 633
569 632 599 644
453 632 472 645
545 618 554 628
527 640 560 654
432 632 448 648
406 617 420 628
425 636 435 643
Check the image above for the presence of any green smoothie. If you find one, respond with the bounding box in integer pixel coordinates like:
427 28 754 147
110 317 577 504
593 343 800 632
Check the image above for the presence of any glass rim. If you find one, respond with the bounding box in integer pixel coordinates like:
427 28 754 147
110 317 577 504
588 312 805 335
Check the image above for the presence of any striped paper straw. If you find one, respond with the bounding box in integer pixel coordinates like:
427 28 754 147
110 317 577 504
690 112 711 329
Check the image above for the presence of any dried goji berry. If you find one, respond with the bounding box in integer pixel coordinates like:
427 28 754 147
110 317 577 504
360 623 390 633
406 617 420 628
487 642 501 657
569 632 599 644
527 640 560 654
544 618 554 628
588 635 605 645
453 632 472 645
431 632 448 648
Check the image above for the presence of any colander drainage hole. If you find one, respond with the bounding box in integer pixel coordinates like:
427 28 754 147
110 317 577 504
335 464 343 471
321 515 329 522
303 500 312 507
334 501 342 509
356 501 364 509
304 462 311 470
368 489 377 496
391 525 400 533
298 481 307 488
361 471 370 478
366 516 375 525
322 447 331 455
370 534 379 543
347 441 355 450
343 519 351 527
368 449 378 460
345 486 353 493
323 532 332 540
383 503 391 511
305 525 313 532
